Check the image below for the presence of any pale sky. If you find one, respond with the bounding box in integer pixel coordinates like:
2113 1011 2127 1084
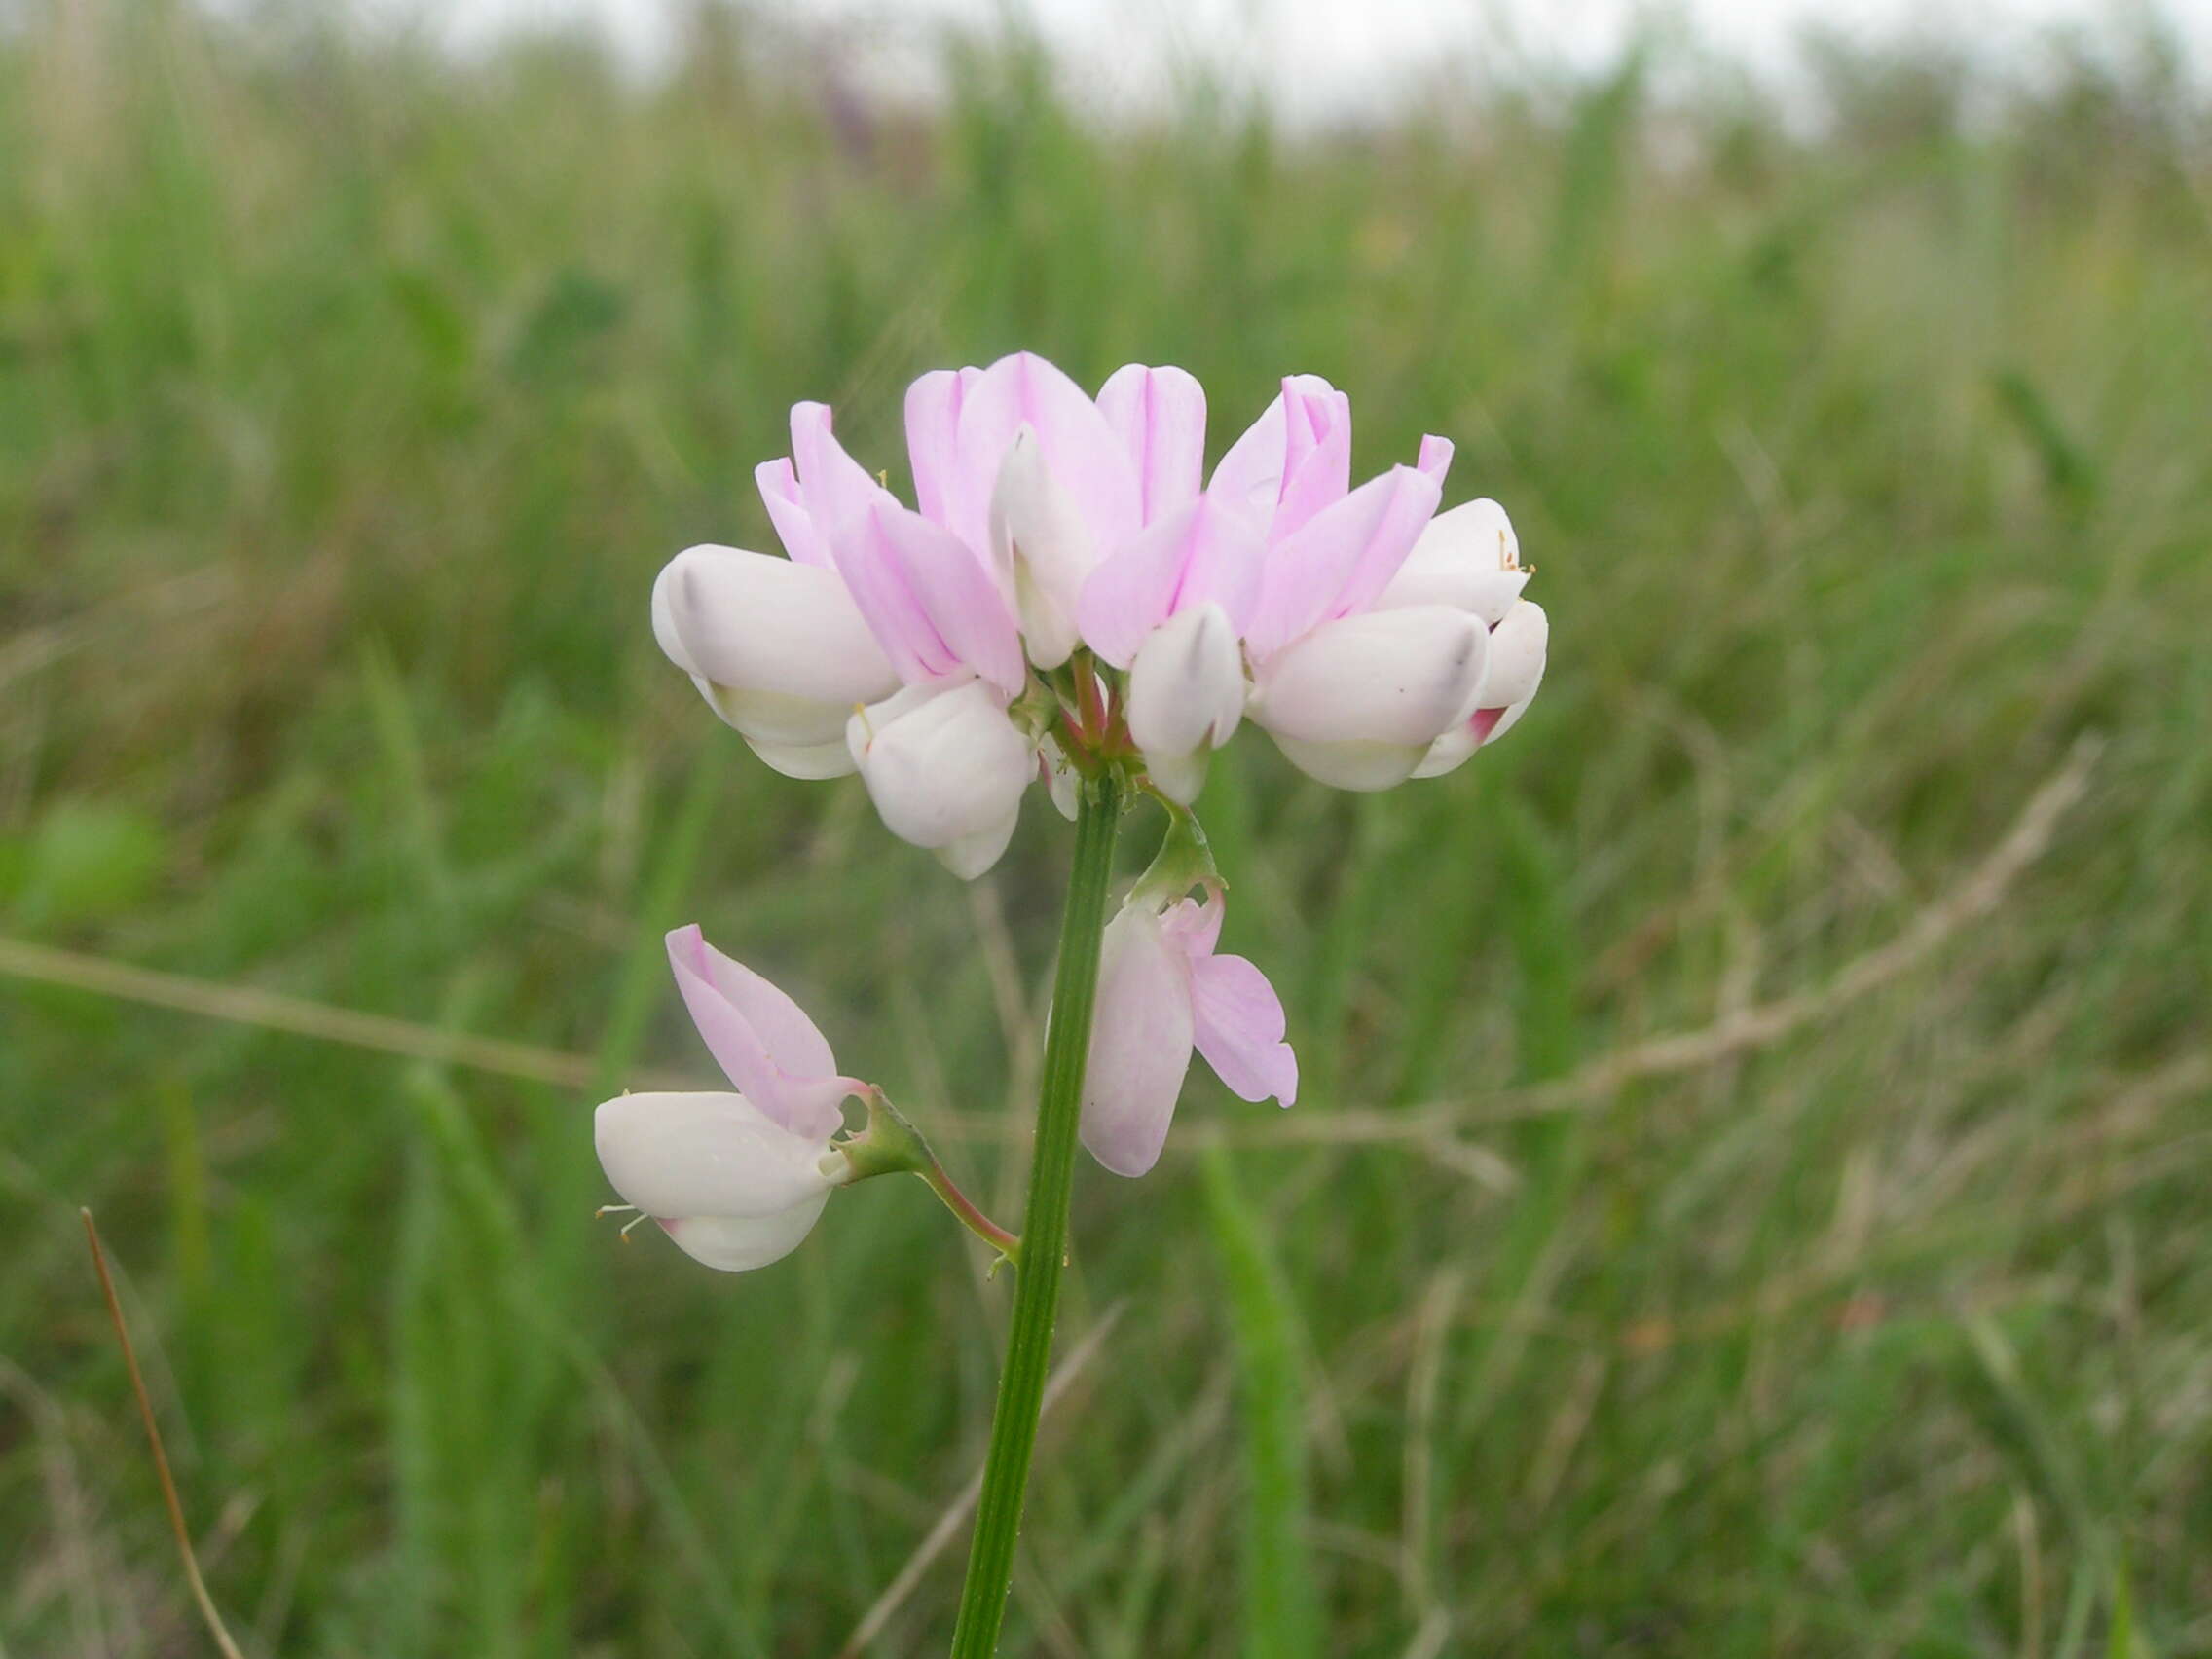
348 0 2212 118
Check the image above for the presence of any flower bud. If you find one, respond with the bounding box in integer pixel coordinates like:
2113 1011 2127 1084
1248 604 1488 791
846 680 1034 879
1125 603 1246 805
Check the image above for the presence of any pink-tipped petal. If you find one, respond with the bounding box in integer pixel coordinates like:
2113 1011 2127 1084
869 502 1027 695
1188 953 1298 1106
1208 373 1342 519
755 458 833 568
1244 464 1443 658
904 367 980 530
1097 364 1207 526
1159 892 1227 956
1417 433 1455 483
1077 495 1265 669
1272 379 1351 542
832 500 1026 694
789 402 884 535
1080 906 1196 1178
665 926 855 1140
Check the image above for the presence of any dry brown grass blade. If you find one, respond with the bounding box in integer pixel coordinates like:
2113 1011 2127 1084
82 1208 248 1659
0 937 685 1093
834 1304 1124 1659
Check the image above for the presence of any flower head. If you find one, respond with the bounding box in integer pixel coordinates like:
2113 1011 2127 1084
594 927 866 1272
652 354 1546 871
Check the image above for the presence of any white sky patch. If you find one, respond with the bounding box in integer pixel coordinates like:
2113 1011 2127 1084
309 0 2212 121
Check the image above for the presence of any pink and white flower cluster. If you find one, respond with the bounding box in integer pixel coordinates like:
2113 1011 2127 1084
653 354 1545 878
605 355 1550 1269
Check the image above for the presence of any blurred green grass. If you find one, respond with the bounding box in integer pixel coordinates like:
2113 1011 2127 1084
4 5 2210 1655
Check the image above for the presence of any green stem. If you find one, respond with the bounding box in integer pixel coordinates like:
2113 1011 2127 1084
948 769 1124 1657
916 1160 1020 1264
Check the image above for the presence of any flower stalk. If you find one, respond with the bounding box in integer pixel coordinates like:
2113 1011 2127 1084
836 1088 1023 1265
948 768 1125 1657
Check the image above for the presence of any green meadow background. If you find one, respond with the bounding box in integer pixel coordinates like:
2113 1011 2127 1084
4 4 2209 1654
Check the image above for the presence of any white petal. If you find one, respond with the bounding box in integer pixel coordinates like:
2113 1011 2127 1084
1125 602 1245 766
846 680 1034 851
1249 606 1487 748
653 563 699 675
658 1201 829 1272
934 802 1022 880
663 545 900 707
1376 498 1526 624
704 684 851 750
1476 601 1548 710
988 427 1095 669
1484 681 1539 745
1410 723 1479 781
1269 731 1433 792
743 732 860 780
595 1091 835 1220
1144 746 1210 805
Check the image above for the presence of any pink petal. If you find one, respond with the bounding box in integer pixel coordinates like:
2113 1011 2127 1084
1076 495 1265 669
1080 906 1196 1178
665 926 855 1140
869 502 1027 696
959 352 1141 560
1244 463 1442 658
1189 951 1299 1106
831 500 1026 695
1272 379 1351 542
755 458 833 568
905 367 982 531
1417 434 1454 484
1097 364 1206 526
1159 893 1226 958
1207 374 1344 529
789 402 883 536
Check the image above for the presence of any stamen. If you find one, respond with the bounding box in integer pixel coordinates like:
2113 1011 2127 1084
619 1213 650 1240
594 1203 640 1219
